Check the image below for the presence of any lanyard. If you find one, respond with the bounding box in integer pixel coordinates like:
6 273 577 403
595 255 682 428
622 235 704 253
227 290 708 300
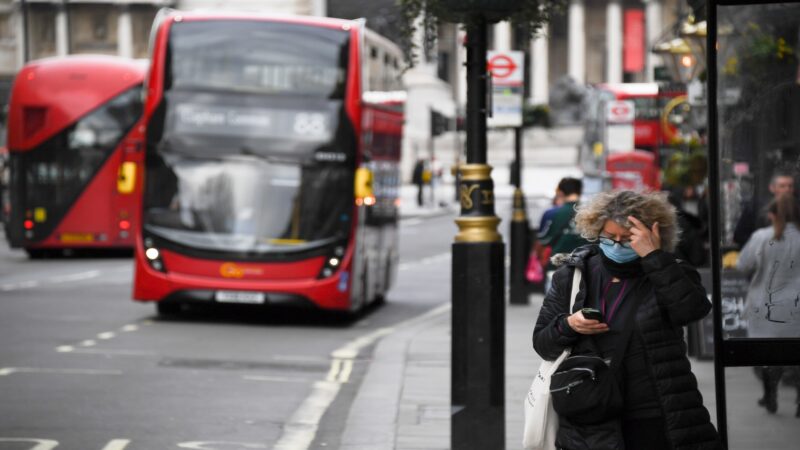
600 279 628 323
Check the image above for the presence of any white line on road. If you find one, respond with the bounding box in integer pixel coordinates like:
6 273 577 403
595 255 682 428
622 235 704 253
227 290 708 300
97 332 116 340
66 348 157 356
50 270 101 283
80 340 97 347
0 367 122 376
271 301 452 450
1 280 40 291
244 375 313 383
121 324 139 332
272 381 342 450
100 439 131 450
1 269 102 291
56 346 75 353
0 439 58 450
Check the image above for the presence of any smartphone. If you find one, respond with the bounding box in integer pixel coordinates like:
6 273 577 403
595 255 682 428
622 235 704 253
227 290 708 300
581 307 603 321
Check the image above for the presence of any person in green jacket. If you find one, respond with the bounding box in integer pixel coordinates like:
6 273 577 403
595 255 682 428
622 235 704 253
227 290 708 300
537 177 589 288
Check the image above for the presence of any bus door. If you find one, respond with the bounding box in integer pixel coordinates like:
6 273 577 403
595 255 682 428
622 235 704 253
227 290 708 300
710 2 800 448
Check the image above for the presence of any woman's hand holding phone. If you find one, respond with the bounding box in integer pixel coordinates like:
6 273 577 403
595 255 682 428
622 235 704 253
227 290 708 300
567 308 609 335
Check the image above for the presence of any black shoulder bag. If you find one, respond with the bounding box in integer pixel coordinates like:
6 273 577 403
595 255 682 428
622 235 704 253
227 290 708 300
548 290 642 425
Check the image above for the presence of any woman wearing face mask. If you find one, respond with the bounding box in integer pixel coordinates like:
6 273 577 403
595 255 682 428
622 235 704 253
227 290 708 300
533 190 720 450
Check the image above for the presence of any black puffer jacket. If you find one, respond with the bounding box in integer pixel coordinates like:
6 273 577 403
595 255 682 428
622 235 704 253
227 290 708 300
533 245 721 450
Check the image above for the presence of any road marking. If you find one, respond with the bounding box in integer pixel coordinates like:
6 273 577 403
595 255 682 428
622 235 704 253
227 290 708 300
272 381 341 450
272 355 330 363
272 301 452 450
101 439 131 450
243 375 312 383
56 322 148 354
403 218 423 226
178 442 268 449
50 270 101 283
67 348 157 356
1 270 102 291
0 367 122 376
325 358 342 382
1 280 40 291
0 438 58 449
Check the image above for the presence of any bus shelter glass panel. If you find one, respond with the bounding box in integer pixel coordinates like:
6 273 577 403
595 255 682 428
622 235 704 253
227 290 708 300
717 3 800 340
716 3 800 448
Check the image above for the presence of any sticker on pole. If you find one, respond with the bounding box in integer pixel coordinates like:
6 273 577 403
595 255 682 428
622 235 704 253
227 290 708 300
487 50 524 128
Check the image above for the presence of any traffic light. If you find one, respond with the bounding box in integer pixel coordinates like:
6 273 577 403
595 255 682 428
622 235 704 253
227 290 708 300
430 109 450 137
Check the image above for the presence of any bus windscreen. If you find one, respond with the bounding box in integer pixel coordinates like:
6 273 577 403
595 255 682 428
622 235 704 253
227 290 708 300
144 20 355 256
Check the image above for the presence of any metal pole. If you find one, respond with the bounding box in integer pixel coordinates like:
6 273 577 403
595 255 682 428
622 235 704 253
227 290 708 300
509 126 529 304
707 4 728 447
509 35 531 305
20 0 30 63
451 16 505 450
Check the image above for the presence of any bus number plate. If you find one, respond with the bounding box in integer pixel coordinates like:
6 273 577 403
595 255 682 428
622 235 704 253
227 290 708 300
215 291 265 304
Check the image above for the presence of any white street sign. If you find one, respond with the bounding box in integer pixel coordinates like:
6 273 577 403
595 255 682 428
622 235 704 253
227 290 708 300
487 51 524 128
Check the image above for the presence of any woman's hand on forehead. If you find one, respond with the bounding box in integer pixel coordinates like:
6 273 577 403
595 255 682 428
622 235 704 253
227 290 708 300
628 215 661 257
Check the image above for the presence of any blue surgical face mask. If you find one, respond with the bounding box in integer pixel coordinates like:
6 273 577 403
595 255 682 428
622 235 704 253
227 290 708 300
599 241 639 263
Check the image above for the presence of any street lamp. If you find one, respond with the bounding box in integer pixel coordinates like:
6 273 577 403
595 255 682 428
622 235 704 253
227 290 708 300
680 18 708 74
652 37 699 84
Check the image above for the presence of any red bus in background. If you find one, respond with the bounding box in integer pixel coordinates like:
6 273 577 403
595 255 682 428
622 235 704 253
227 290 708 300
593 82 685 152
134 11 404 315
4 56 147 257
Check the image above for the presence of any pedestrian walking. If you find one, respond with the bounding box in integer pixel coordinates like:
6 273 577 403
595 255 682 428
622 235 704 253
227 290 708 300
536 177 589 290
412 159 426 207
533 190 721 449
737 193 800 417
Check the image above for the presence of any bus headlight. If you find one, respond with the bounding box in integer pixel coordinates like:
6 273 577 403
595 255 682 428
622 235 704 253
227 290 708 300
318 245 347 278
145 248 160 260
143 239 166 273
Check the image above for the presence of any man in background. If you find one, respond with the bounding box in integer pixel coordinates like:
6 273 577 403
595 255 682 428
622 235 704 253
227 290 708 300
734 169 795 248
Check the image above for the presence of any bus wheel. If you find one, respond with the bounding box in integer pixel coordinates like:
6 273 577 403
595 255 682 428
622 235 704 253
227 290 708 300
156 302 182 316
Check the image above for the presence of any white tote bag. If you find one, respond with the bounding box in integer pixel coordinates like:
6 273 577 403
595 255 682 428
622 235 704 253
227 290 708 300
523 268 581 450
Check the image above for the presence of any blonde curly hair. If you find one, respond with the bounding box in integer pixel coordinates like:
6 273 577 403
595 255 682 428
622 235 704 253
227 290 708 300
574 190 679 252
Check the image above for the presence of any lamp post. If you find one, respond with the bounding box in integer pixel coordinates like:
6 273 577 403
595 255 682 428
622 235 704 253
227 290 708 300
452 15 505 450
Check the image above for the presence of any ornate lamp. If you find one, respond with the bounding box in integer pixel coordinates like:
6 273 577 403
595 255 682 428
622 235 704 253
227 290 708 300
680 18 707 74
653 37 699 83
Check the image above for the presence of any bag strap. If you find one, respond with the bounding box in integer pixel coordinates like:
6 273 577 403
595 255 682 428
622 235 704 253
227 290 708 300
557 268 582 359
569 267 581 312
607 279 644 373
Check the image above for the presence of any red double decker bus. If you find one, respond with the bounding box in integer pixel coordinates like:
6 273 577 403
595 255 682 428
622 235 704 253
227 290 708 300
134 11 404 315
4 56 147 257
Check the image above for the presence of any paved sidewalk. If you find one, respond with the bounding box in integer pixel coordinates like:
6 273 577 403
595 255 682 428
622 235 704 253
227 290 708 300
340 291 800 450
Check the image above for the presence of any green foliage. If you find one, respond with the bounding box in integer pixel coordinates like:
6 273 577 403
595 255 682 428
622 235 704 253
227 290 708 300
523 103 551 128
396 0 565 67
663 148 708 188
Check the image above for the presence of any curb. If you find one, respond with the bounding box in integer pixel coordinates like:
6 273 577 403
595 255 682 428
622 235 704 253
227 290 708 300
339 305 451 450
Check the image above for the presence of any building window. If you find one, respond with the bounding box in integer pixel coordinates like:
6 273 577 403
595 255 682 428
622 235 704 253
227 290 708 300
69 5 118 55
29 5 57 60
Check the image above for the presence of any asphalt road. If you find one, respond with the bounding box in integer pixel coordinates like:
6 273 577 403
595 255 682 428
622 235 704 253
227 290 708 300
0 211 457 450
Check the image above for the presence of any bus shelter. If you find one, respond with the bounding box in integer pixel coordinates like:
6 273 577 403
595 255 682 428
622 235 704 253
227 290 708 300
709 1 800 447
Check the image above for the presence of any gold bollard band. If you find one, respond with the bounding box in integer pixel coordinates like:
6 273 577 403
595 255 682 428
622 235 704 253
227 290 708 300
455 216 502 243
